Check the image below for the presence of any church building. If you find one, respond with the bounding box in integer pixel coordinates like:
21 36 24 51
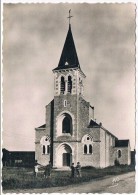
35 15 131 168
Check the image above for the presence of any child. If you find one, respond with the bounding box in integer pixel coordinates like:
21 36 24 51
76 162 81 177
34 164 39 177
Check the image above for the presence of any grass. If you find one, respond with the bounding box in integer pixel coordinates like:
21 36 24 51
2 165 135 190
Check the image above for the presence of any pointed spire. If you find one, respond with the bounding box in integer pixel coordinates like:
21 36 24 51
54 23 80 71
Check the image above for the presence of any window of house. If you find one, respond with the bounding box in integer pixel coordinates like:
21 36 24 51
89 145 92 154
84 144 93 154
82 135 93 155
40 136 51 155
47 145 50 154
65 61 69 65
84 145 87 154
62 116 72 133
43 145 46 154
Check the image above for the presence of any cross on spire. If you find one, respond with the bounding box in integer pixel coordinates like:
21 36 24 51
67 9 73 25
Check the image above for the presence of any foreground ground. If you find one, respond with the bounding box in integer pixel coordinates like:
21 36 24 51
2 165 135 193
3 171 135 193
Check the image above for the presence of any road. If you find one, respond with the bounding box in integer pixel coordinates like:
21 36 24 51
3 171 135 193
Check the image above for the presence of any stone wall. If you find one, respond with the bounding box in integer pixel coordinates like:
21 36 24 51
114 147 131 165
53 94 78 139
100 128 117 167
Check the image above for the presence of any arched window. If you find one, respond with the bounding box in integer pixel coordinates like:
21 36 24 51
118 150 121 158
68 76 72 93
40 136 51 155
62 116 71 133
84 145 87 154
43 145 45 154
89 145 92 154
82 135 93 155
47 145 50 154
61 76 65 94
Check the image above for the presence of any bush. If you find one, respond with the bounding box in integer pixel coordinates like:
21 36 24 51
82 166 97 170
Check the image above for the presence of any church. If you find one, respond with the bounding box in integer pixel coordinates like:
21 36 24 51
35 14 131 168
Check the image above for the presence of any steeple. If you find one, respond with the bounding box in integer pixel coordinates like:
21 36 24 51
53 24 80 71
53 11 85 97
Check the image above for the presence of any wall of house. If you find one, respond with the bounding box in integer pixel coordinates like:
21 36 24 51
35 100 54 166
114 147 130 165
100 129 116 167
52 142 78 167
77 127 100 167
78 141 100 167
52 93 102 168
35 143 50 166
100 129 106 167
109 135 116 166
35 128 51 165
78 97 90 139
53 94 78 139
128 145 131 165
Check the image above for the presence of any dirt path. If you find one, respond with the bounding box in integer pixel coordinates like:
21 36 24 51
3 171 135 193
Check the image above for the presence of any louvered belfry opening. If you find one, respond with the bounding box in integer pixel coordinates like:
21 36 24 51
68 76 72 93
60 76 65 94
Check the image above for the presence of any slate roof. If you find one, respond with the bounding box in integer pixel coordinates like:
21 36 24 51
37 124 46 128
115 139 129 147
88 119 100 128
53 24 80 71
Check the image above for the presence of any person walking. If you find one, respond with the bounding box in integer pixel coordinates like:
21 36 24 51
70 163 75 178
76 162 81 177
44 161 52 178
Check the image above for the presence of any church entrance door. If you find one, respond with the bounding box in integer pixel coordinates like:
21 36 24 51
56 143 72 167
63 153 71 166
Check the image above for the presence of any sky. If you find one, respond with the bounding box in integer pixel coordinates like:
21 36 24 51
2 3 136 151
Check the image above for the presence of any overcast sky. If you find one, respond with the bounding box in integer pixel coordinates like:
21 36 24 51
3 3 135 151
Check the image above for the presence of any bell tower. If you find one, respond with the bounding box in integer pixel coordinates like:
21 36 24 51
53 22 86 97
52 11 86 167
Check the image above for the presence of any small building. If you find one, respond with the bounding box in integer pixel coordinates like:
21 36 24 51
114 140 131 165
2 148 35 167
